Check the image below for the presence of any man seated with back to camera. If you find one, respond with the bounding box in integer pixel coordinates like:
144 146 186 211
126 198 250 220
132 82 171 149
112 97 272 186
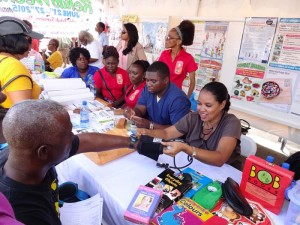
0 99 138 225
137 81 242 169
124 61 191 129
0 91 23 225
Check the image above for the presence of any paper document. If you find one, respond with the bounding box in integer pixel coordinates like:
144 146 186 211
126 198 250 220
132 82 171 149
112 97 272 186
60 193 103 225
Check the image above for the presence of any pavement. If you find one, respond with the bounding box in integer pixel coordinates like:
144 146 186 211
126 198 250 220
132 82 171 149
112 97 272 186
247 127 299 157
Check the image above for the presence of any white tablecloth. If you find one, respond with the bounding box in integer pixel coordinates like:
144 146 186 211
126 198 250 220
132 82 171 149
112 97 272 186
56 151 287 225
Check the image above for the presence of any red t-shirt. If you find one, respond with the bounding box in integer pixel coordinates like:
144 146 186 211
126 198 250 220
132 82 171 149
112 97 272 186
124 81 146 108
159 48 198 89
32 39 40 52
93 67 130 102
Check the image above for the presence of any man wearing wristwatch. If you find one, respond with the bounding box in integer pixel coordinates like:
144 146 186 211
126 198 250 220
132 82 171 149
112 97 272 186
0 99 138 225
124 61 190 129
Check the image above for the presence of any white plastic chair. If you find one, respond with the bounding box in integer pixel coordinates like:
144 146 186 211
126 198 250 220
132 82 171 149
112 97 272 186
240 134 257 157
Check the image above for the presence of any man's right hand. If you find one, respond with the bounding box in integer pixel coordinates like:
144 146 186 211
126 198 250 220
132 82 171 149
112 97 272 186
123 107 135 120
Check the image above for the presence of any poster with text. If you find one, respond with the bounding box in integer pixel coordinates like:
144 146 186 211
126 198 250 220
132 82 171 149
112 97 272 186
140 22 168 55
258 68 298 112
231 61 267 103
185 21 206 63
200 21 229 60
269 18 300 71
238 17 278 63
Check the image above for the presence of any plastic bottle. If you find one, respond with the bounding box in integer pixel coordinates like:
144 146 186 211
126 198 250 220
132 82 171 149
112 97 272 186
266 155 274 163
80 100 89 128
282 162 290 170
285 180 300 225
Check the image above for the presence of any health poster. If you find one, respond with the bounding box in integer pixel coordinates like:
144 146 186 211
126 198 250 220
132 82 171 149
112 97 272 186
238 17 278 63
140 22 168 55
196 58 222 89
259 68 298 113
290 79 300 116
185 21 206 63
231 61 267 103
269 18 300 71
200 21 229 60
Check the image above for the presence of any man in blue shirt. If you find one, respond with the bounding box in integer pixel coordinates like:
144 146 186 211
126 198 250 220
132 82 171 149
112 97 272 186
124 61 190 129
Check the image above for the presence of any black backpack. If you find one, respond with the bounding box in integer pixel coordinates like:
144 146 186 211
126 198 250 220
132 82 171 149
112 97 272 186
284 151 300 181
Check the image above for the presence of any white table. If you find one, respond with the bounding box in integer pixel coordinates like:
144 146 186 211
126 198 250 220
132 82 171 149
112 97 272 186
56 151 287 225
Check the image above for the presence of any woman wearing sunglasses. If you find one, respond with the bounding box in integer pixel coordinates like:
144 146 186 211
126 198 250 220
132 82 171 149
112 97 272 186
158 20 198 98
116 23 147 70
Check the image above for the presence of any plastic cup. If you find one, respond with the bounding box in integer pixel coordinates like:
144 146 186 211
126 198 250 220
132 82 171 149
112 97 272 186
285 181 300 225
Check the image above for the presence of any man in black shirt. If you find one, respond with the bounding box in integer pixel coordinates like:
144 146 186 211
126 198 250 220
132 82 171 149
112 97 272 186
0 100 135 225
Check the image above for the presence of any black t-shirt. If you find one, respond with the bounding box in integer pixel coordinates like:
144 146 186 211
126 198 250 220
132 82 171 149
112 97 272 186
0 135 79 225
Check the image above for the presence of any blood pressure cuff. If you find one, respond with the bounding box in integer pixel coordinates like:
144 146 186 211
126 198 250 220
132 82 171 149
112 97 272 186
58 182 90 206
222 177 253 216
137 135 163 161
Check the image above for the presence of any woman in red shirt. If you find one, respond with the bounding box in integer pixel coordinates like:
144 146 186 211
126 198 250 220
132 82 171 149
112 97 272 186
93 46 130 108
124 60 150 108
158 20 198 98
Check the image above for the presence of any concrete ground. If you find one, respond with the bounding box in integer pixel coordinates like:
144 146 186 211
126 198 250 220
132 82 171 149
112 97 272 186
247 127 299 158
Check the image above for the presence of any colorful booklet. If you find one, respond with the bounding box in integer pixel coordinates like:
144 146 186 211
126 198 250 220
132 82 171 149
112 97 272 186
145 168 193 213
182 167 213 198
212 198 273 225
124 185 163 224
150 197 228 225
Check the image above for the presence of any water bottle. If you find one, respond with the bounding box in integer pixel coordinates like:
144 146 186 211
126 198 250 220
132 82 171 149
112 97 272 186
80 100 89 128
266 155 274 163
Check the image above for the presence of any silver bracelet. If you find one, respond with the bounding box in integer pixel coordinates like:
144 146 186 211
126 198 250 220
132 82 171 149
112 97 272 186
191 146 196 158
149 121 154 130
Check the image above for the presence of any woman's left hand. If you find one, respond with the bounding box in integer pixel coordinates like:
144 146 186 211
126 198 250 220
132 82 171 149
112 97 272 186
161 141 185 157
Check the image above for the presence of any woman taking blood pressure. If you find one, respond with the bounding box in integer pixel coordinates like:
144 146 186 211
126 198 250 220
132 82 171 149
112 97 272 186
137 81 242 169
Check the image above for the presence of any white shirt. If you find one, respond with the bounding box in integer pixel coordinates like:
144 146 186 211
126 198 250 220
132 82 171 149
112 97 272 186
82 40 103 69
98 32 109 47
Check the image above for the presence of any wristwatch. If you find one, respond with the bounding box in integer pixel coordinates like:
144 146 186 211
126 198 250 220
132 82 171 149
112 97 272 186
129 134 138 149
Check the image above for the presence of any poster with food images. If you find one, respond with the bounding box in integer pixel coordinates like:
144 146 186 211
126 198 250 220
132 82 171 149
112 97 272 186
231 61 267 103
269 18 300 70
259 68 298 112
238 17 278 63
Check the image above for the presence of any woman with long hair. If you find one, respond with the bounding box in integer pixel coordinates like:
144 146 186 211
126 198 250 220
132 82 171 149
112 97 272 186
116 23 147 70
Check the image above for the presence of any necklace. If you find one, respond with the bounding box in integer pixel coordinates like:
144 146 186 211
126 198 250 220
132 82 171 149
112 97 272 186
202 124 214 136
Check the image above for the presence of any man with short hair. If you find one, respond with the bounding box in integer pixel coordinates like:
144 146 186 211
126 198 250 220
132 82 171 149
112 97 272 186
0 99 136 225
95 22 109 50
124 61 191 129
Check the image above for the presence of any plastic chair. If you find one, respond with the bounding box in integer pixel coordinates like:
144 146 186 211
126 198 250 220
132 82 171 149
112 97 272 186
240 134 257 157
